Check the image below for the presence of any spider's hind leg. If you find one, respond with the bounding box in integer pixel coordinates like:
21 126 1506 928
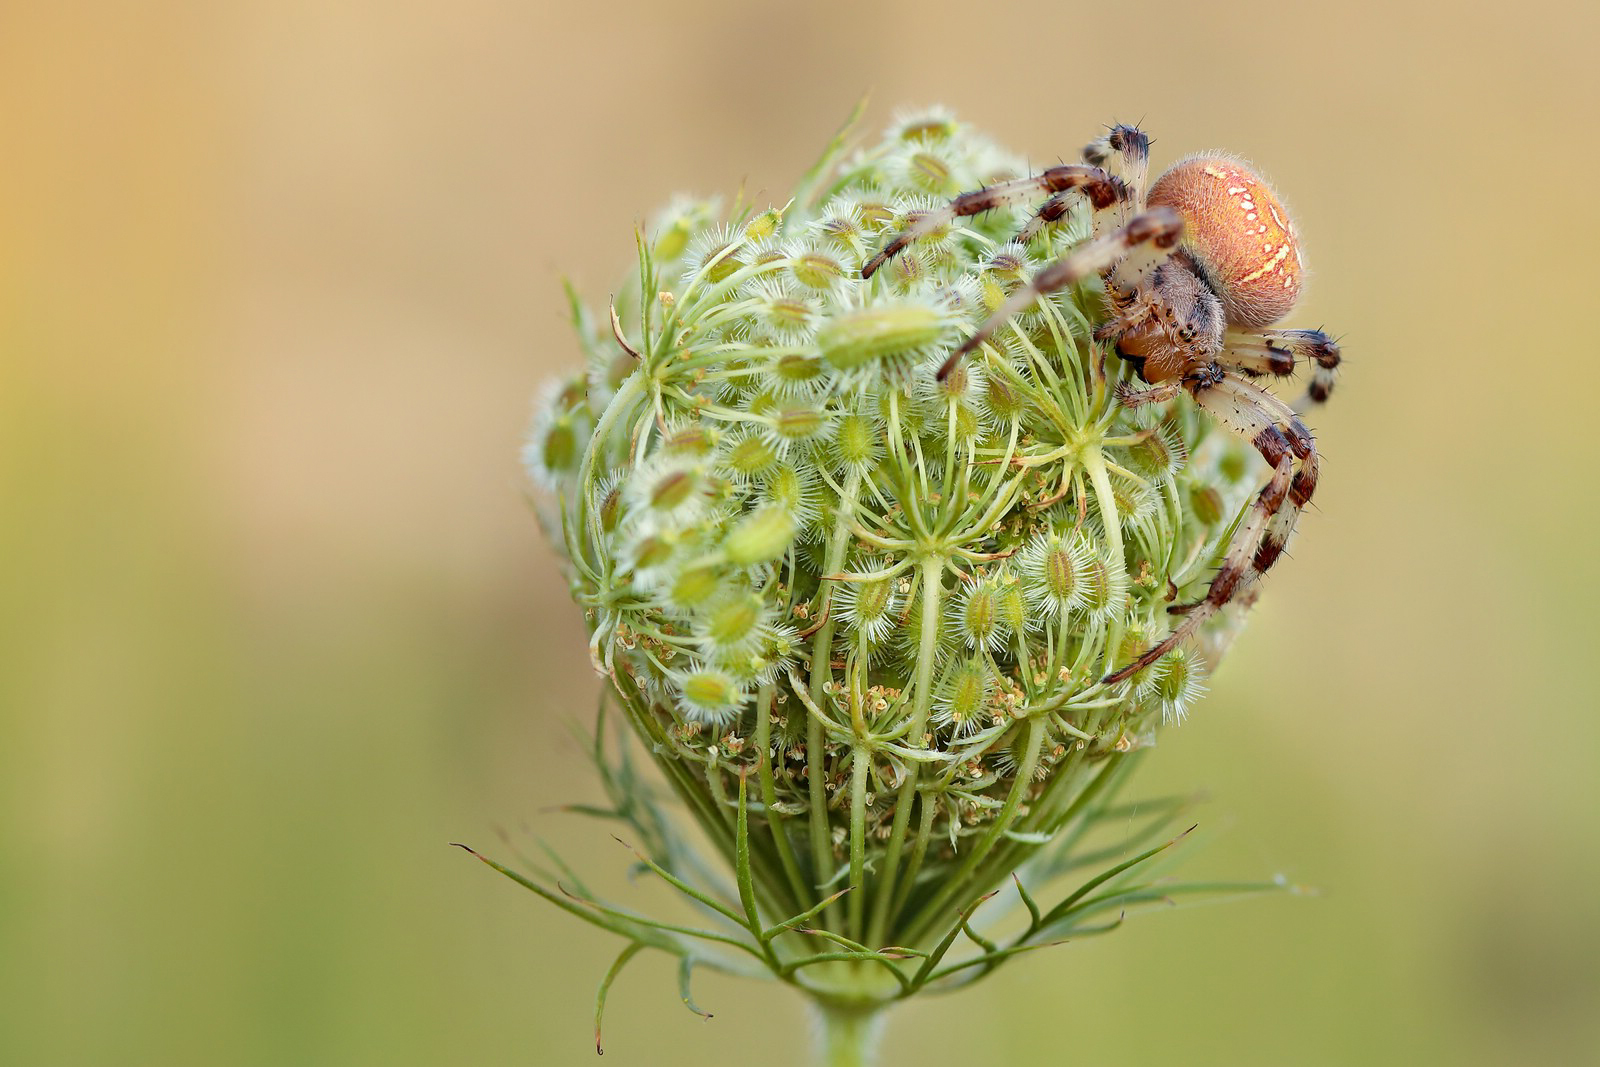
1103 368 1314 685
1255 442 1318 574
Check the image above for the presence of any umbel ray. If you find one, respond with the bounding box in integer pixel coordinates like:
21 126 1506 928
861 123 1341 685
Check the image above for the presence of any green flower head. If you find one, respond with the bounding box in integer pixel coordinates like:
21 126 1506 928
492 107 1311 1052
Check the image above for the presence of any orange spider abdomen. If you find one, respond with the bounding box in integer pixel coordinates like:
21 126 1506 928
1148 155 1303 328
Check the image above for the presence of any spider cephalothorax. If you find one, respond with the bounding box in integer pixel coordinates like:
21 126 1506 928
861 123 1341 685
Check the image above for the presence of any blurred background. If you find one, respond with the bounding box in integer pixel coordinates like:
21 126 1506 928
5 1 1598 1063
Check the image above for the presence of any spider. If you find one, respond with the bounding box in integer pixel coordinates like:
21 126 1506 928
860 123 1341 687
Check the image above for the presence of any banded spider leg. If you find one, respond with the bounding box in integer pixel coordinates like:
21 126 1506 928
860 163 1133 279
858 121 1340 688
1222 328 1343 407
1103 368 1320 684
935 206 1186 380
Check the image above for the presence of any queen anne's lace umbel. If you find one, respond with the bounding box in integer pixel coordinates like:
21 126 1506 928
520 111 1272 993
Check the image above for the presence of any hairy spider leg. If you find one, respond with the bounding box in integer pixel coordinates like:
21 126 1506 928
1103 367 1306 684
1215 331 1331 569
1012 177 1132 245
1270 328 1341 406
1082 123 1151 212
1254 445 1318 573
860 164 1126 279
1219 336 1296 377
1203 373 1317 576
937 207 1185 380
1120 368 1317 578
1223 327 1341 405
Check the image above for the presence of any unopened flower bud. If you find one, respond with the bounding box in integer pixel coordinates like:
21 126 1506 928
723 506 795 565
817 301 953 376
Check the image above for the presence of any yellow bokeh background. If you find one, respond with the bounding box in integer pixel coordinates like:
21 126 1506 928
5 1 1598 1063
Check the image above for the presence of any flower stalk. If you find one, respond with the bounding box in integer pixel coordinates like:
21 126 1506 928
812 1000 885 1067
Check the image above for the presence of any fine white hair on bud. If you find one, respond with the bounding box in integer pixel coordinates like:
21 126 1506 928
673 666 747 725
931 657 994 737
763 404 833 456
833 560 904 647
766 350 829 399
1079 533 1132 623
1018 529 1096 621
663 561 723 614
720 425 783 483
948 571 1016 653
977 356 1030 425
784 240 856 293
658 418 720 458
522 375 590 490
741 278 823 347
1155 646 1208 724
697 589 775 662
887 104 960 145
1122 413 1189 482
648 195 721 264
520 109 1303 1023
914 355 990 448
589 474 624 536
721 505 796 566
1108 471 1161 529
759 463 823 536
682 223 749 288
887 140 964 196
626 453 717 526
808 199 868 255
827 409 885 476
616 520 694 595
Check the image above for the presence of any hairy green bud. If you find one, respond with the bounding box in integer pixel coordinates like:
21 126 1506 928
722 505 795 564
817 301 953 375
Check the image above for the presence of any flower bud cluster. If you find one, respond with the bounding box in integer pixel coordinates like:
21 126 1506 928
527 111 1261 936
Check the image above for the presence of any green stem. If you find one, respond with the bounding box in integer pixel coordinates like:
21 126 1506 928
847 742 869 941
864 556 944 947
756 682 811 909
811 1001 886 1067
1082 444 1126 665
808 469 864 927
898 715 1045 946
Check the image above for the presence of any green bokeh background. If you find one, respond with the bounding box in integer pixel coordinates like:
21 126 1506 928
6 2 1598 1063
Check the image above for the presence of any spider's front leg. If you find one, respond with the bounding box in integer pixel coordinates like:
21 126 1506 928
1020 122 1151 248
1015 156 1140 245
860 164 1125 279
1082 123 1150 208
935 207 1184 380
1013 130 1153 247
